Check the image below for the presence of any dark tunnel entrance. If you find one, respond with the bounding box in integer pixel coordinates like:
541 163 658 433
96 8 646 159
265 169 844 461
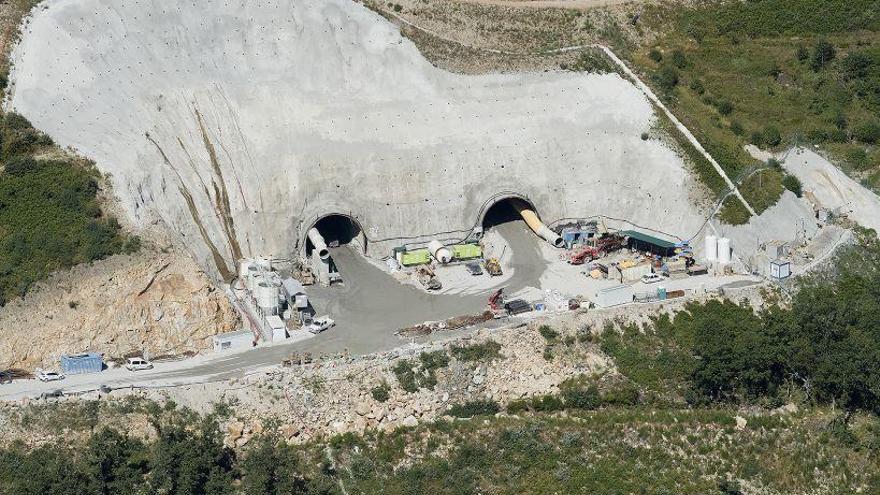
305 214 363 257
482 197 532 230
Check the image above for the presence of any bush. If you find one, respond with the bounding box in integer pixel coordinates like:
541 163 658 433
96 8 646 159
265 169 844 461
689 78 705 95
538 325 559 341
601 382 640 406
811 40 836 71
393 351 449 393
451 340 502 362
371 382 390 403
730 121 744 136
846 148 872 171
654 65 680 93
447 400 500 418
853 122 880 144
762 126 782 147
670 49 688 69
648 49 662 62
562 385 601 410
782 174 803 197
717 100 734 116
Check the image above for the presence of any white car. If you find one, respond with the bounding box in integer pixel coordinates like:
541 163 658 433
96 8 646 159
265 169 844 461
35 368 65 382
641 272 663 284
308 316 335 334
125 357 153 371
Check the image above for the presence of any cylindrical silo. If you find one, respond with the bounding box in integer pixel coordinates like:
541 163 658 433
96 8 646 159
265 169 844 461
246 264 259 291
428 240 453 264
718 237 731 265
705 235 718 262
255 281 279 315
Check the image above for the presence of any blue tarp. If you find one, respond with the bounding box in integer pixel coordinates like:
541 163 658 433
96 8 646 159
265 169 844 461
61 352 104 375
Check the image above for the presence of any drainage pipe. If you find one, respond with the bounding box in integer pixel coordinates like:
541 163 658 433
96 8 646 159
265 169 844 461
307 228 331 260
512 200 564 248
428 239 453 264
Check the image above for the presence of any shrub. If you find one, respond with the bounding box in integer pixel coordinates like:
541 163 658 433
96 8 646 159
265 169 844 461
538 325 559 341
853 122 880 144
782 174 803 197
796 44 809 63
640 132 649 141
670 49 688 69
828 128 848 143
730 121 744 136
654 65 680 93
762 126 782 147
689 78 705 95
601 382 640 406
371 382 390 402
447 400 500 418
717 100 734 116
562 385 601 410
846 148 871 171
451 340 502 362
811 40 836 71
648 49 662 62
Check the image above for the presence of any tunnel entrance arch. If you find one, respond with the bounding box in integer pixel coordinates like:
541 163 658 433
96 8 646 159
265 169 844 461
303 214 366 258
479 194 564 248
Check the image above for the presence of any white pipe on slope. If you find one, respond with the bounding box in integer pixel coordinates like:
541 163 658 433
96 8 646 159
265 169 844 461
307 228 330 260
512 200 564 248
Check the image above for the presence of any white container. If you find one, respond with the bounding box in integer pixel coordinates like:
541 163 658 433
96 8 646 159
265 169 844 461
718 237 731 264
246 265 259 291
705 235 718 262
255 281 279 314
428 240 453 264
592 285 635 308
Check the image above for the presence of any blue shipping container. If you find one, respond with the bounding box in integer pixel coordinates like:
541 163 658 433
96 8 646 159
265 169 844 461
60 353 104 375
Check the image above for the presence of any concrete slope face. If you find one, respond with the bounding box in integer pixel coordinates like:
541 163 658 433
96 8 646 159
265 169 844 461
9 0 705 280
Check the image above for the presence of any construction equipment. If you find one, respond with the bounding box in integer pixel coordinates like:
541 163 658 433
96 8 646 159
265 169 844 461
568 246 601 265
417 266 442 291
485 258 503 276
487 288 506 317
595 233 623 254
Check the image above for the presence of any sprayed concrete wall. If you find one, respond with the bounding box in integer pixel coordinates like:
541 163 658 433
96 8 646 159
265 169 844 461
8 0 707 280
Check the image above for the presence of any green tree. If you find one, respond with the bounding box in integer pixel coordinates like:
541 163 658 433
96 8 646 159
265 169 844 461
811 40 836 70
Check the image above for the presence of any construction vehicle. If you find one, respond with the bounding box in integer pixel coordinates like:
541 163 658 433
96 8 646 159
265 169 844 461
568 246 602 265
417 266 442 291
484 258 503 276
487 288 506 317
594 233 624 254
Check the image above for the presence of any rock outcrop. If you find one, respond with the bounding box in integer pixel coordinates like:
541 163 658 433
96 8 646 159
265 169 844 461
0 247 239 370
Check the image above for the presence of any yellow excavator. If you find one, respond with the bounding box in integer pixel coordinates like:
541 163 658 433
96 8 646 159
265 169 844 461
484 257 503 276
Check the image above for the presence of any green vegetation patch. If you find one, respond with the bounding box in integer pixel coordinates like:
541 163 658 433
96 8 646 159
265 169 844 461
718 195 752 225
0 115 139 305
450 340 502 362
392 350 450 393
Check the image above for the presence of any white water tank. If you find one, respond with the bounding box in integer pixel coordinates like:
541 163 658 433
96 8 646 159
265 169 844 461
705 235 718 262
255 281 279 315
718 237 731 264
246 264 259 291
428 240 453 264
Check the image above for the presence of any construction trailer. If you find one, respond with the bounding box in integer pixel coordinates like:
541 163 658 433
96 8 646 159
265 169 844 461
213 330 255 352
451 243 483 261
770 259 791 280
60 352 104 375
619 230 677 257
593 285 635 308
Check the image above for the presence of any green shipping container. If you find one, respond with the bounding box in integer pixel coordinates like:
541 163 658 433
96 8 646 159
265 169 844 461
451 244 482 260
400 249 431 266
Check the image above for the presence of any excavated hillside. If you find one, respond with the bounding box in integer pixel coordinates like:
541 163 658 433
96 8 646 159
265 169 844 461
7 0 709 280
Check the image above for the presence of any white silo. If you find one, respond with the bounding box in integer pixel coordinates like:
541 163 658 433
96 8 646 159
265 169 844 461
255 281 279 315
246 264 259 291
705 235 718 262
718 237 732 265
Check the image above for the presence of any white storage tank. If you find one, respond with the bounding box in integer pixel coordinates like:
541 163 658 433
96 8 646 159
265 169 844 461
255 280 279 315
246 264 259 291
705 235 718 262
428 240 453 264
718 237 731 264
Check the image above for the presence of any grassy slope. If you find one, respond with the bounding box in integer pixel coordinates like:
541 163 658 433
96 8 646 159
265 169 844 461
631 0 880 223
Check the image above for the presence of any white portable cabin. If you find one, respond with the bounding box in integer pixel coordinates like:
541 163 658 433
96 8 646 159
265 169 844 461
770 259 791 280
592 285 635 308
213 330 254 352
266 315 288 342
